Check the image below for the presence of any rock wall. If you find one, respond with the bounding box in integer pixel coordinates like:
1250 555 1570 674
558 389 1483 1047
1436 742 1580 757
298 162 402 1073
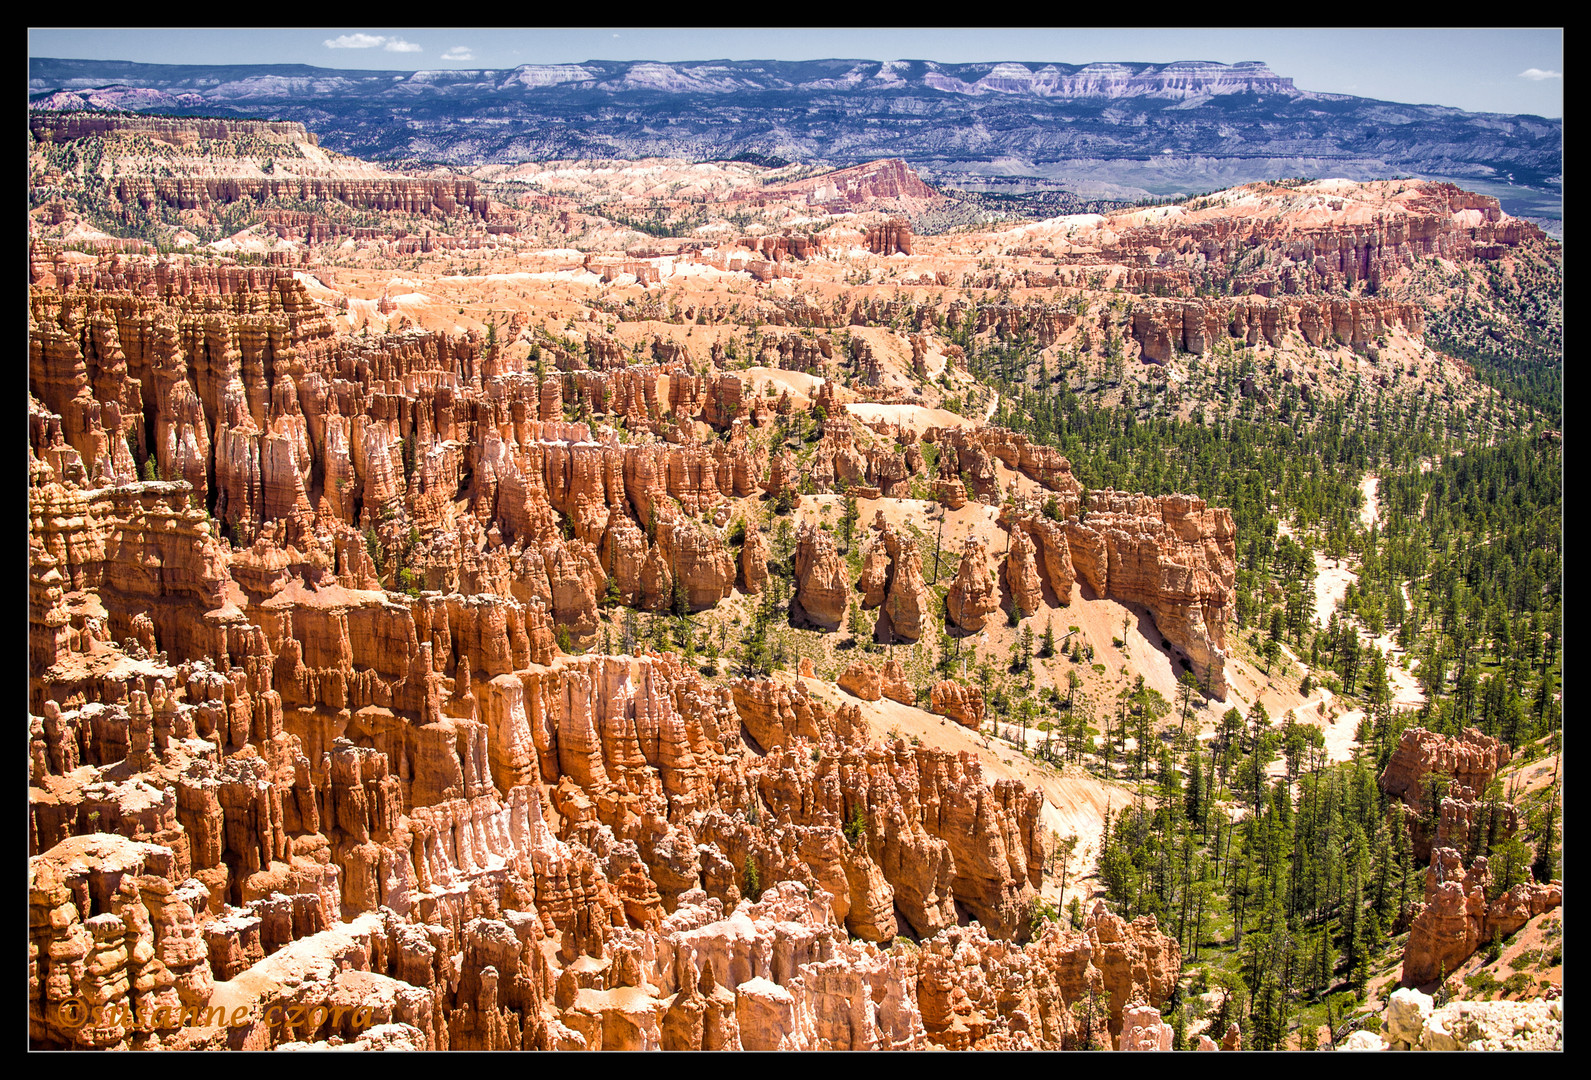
29 635 1177 1049
1065 491 1236 697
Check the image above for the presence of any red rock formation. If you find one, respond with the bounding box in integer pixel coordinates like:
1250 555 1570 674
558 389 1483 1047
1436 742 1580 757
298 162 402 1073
1010 511 1076 605
931 680 985 729
794 522 849 629
933 478 968 509
879 660 914 706
1005 527 1043 619
1379 727 1512 860
1401 847 1562 986
857 540 890 609
739 525 769 594
755 159 940 213
837 661 883 701
946 538 1000 632
865 219 914 256
931 426 1082 497
1065 491 1236 698
1130 296 1424 362
879 527 934 642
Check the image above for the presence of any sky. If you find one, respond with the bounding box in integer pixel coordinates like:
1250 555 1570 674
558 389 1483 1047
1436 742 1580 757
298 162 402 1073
29 27 1564 119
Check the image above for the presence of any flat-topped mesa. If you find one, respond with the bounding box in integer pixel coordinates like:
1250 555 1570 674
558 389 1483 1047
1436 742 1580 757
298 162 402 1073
1065 490 1236 698
29 111 316 147
754 158 940 210
1096 179 1545 297
102 176 490 220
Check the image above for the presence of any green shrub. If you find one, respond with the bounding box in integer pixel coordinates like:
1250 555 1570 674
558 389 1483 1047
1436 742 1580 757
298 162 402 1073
1464 970 1502 996
843 805 867 846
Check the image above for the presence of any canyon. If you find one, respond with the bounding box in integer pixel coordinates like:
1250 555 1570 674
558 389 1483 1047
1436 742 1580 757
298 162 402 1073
27 105 1560 1051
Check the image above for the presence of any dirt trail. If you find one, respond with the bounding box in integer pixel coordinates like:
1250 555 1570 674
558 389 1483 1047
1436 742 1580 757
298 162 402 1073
1360 474 1381 530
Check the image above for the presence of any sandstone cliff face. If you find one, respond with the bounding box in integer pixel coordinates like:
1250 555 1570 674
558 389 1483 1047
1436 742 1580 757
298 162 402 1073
1129 296 1424 362
30 581 1091 1045
879 660 914 706
1065 491 1236 698
1103 181 1543 302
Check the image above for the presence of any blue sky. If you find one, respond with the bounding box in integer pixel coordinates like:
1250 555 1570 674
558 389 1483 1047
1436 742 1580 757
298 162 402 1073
29 27 1563 118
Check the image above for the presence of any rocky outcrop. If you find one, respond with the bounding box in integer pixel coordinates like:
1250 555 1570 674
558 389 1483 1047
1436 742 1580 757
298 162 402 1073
1400 847 1561 986
837 661 882 702
879 527 934 642
932 478 967 509
793 523 849 630
1130 296 1424 361
857 540 890 609
946 538 999 632
879 660 914 706
1379 727 1513 860
739 526 768 594
930 680 984 729
1011 512 1076 605
865 219 914 256
1064 491 1235 698
1005 527 1043 619
930 426 1082 497
1119 1000 1174 1051
1366 988 1562 1052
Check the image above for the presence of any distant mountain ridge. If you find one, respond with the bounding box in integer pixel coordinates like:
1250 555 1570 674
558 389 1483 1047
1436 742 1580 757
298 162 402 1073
29 57 1313 100
29 57 1561 206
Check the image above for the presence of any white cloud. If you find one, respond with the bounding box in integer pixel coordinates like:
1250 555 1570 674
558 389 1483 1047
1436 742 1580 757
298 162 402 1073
324 33 422 53
442 46 474 61
325 33 386 49
1518 68 1563 81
